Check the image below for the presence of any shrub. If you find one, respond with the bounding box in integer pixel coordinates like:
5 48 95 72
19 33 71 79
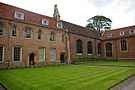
72 55 118 64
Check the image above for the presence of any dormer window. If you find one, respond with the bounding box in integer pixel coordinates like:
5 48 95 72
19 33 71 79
129 30 135 34
42 19 49 25
14 11 24 20
108 33 112 37
120 31 125 36
57 22 63 28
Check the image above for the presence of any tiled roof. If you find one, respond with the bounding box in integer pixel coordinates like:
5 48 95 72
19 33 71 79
102 25 135 40
0 2 57 28
62 21 100 39
0 2 100 39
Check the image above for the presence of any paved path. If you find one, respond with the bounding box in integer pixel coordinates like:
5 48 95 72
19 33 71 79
110 74 135 90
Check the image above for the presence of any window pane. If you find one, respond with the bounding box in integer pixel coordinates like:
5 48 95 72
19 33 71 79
98 43 101 54
38 30 42 39
39 48 45 61
24 28 30 38
11 26 17 36
106 43 112 57
0 46 3 61
0 25 3 35
121 40 127 51
14 47 21 61
77 39 83 53
87 41 93 54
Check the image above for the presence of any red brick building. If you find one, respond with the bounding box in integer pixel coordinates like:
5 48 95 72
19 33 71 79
102 26 135 60
0 2 135 68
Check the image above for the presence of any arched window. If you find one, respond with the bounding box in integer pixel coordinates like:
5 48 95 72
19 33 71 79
0 24 4 35
76 39 83 54
11 25 17 37
105 42 112 57
98 43 101 54
50 31 55 41
38 29 42 39
62 34 65 42
120 39 127 51
87 41 93 54
24 27 31 38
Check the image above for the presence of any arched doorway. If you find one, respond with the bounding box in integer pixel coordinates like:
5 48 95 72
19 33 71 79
105 42 112 57
29 53 35 66
60 53 65 63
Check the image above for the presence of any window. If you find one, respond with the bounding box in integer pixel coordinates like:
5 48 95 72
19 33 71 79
50 48 56 61
62 34 65 42
0 24 4 35
11 26 17 37
108 33 112 37
98 43 101 54
129 30 135 34
39 48 45 61
24 27 31 38
14 11 24 20
13 46 22 61
120 39 128 51
105 42 112 57
50 31 56 41
120 31 125 36
76 39 83 54
57 22 63 28
38 29 42 39
0 46 4 62
42 19 49 25
87 41 93 54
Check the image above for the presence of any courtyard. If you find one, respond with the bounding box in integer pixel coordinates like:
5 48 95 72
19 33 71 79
0 61 135 90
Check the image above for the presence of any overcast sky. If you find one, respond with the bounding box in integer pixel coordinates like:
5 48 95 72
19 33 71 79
0 0 135 29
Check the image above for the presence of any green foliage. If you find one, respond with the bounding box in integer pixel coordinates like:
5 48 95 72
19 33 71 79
72 55 118 64
86 15 112 36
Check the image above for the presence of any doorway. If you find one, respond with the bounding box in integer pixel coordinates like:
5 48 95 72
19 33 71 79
105 43 112 57
60 53 65 63
29 53 35 65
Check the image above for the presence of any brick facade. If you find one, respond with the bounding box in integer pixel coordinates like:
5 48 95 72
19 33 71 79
0 2 135 68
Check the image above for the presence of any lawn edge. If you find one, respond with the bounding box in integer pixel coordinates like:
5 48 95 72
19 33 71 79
107 74 135 90
0 82 7 90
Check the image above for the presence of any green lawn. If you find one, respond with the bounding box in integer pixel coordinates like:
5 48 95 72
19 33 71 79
0 63 135 90
79 61 135 67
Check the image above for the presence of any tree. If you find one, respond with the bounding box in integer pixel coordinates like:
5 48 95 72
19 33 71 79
86 15 112 36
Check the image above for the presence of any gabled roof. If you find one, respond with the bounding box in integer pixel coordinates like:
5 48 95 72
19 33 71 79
62 21 100 39
102 25 135 40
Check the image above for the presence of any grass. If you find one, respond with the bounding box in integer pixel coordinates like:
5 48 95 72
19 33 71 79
78 61 135 67
0 62 135 90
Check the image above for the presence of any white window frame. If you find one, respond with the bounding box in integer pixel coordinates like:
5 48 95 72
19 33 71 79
57 22 63 28
50 48 56 61
0 46 4 63
108 33 112 37
42 19 49 26
120 31 125 36
14 11 24 20
12 46 22 62
129 30 135 34
39 48 45 62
